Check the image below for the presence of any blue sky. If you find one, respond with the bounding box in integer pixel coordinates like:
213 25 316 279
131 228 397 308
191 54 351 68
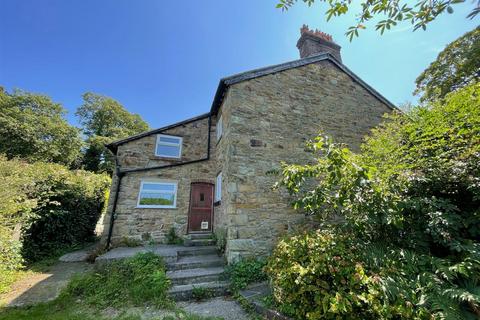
0 0 477 129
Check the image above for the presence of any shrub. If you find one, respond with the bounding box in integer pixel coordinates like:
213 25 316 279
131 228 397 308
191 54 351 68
271 83 480 318
64 252 171 308
0 227 24 294
0 156 110 267
165 227 183 245
191 286 214 301
20 162 111 262
225 258 267 292
266 230 387 319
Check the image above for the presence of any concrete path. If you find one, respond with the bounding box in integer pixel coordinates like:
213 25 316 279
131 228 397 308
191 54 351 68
0 262 93 307
100 297 250 320
179 297 250 320
95 244 187 265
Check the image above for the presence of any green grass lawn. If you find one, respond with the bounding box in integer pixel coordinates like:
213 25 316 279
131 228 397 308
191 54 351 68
0 252 223 320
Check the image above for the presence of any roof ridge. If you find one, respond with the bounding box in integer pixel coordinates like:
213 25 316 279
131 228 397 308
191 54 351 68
210 53 397 113
108 53 398 151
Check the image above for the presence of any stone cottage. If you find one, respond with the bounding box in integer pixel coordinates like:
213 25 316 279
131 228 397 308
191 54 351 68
99 26 397 262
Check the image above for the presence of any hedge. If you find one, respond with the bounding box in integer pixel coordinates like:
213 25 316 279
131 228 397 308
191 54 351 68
0 156 111 268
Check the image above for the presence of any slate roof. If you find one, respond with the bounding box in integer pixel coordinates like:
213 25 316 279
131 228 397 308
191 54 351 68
107 52 397 152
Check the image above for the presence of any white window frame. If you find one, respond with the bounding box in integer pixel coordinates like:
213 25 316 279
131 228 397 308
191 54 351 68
215 172 222 202
216 115 223 141
137 180 178 209
155 134 183 158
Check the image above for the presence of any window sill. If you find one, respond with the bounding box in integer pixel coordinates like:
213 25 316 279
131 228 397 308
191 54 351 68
136 206 177 209
154 154 182 160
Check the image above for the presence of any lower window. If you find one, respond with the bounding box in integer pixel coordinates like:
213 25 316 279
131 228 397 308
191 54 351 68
137 181 177 208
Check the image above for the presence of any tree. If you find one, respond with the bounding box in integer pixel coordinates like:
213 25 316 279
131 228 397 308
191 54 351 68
76 92 150 173
0 88 83 167
414 26 480 102
277 0 480 40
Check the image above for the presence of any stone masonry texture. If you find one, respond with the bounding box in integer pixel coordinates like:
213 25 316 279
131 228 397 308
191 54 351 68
99 59 392 262
98 116 221 246
219 60 391 262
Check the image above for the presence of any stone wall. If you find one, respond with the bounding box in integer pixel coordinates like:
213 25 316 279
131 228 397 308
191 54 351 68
99 115 224 245
221 59 393 262
99 58 393 260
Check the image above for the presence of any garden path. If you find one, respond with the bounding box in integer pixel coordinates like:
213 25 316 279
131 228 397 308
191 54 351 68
0 261 93 307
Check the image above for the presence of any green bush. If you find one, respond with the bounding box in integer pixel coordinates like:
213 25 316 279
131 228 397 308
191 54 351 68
165 227 183 245
271 83 480 319
0 227 24 294
0 156 110 267
21 162 110 262
266 230 387 319
225 257 267 291
64 252 171 308
191 286 214 301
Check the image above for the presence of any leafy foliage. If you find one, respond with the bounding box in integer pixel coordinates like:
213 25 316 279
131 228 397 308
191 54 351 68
269 83 480 318
64 252 171 308
415 26 480 102
191 286 214 301
225 258 267 292
0 88 83 167
0 156 110 270
266 230 401 319
165 227 184 245
0 229 24 294
276 0 480 40
213 228 227 254
76 92 149 173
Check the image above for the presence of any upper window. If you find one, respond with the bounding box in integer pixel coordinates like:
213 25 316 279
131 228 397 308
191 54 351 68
215 172 222 202
216 115 223 141
137 181 177 208
156 134 182 158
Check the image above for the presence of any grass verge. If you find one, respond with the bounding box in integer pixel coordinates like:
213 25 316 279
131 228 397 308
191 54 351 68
0 252 222 320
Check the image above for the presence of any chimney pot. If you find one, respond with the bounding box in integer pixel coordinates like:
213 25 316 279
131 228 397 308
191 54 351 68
296 25 342 62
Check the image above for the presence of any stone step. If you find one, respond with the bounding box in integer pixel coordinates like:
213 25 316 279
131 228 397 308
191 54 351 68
168 281 230 301
188 233 213 240
167 267 225 285
177 246 218 257
183 239 216 247
167 255 224 271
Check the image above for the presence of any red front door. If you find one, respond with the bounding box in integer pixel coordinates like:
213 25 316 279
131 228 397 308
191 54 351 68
188 183 214 233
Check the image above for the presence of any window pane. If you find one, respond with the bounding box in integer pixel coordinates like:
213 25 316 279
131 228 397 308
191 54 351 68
216 116 223 141
142 183 175 192
159 136 181 144
215 172 222 201
156 144 180 157
139 192 175 206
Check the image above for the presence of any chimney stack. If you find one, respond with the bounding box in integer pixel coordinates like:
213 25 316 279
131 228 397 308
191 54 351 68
296 25 342 62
